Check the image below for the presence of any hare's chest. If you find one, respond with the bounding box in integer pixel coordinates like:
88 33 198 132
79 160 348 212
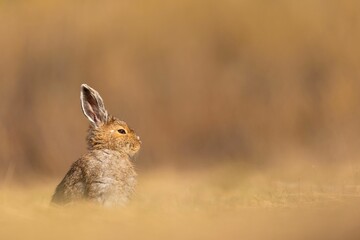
86 156 137 205
95 156 136 187
106 159 136 182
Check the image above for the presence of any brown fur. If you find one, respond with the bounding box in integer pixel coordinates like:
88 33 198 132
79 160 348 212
51 84 141 206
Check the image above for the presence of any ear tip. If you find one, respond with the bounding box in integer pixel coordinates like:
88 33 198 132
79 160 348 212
81 83 90 90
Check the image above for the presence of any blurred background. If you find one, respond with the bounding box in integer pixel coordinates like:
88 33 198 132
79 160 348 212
0 0 360 181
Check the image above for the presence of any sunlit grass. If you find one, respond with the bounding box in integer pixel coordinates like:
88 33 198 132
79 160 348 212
1 166 360 240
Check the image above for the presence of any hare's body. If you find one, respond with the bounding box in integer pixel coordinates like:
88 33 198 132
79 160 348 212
52 150 137 206
52 84 141 206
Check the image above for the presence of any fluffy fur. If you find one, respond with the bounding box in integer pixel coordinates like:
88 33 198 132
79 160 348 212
52 84 141 206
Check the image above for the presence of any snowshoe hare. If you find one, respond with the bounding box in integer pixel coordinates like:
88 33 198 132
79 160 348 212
51 84 141 206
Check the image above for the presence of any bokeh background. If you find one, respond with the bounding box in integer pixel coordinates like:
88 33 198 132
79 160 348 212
0 0 360 181
2 1 360 240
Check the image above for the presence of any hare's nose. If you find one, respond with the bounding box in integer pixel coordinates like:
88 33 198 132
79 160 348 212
137 135 142 143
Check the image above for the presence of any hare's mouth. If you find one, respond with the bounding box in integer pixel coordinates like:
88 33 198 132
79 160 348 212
125 142 141 157
131 150 140 161
131 143 141 154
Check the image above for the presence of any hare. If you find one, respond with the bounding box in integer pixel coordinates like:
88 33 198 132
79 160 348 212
51 84 141 206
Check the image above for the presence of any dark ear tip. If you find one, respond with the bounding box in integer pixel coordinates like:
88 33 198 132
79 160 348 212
81 83 90 91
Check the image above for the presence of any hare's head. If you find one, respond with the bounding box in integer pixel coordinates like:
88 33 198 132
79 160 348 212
80 84 141 157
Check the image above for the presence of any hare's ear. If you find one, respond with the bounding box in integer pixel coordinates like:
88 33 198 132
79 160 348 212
80 84 108 127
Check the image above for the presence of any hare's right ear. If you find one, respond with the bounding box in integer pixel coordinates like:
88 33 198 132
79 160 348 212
80 84 108 127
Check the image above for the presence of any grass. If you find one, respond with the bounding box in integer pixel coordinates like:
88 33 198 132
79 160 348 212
1 165 360 240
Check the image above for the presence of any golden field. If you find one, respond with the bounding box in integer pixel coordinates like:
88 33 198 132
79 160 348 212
1 0 360 239
2 165 360 240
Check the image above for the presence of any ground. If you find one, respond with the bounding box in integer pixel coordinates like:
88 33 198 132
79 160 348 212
1 165 360 240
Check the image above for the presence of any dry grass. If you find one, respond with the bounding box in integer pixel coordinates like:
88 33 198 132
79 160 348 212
1 165 360 240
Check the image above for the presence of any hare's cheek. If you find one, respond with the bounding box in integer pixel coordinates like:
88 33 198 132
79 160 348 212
126 143 135 151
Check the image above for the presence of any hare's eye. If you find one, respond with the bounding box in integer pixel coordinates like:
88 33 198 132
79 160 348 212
118 129 126 134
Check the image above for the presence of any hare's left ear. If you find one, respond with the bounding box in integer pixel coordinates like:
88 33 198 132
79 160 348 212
80 84 108 127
